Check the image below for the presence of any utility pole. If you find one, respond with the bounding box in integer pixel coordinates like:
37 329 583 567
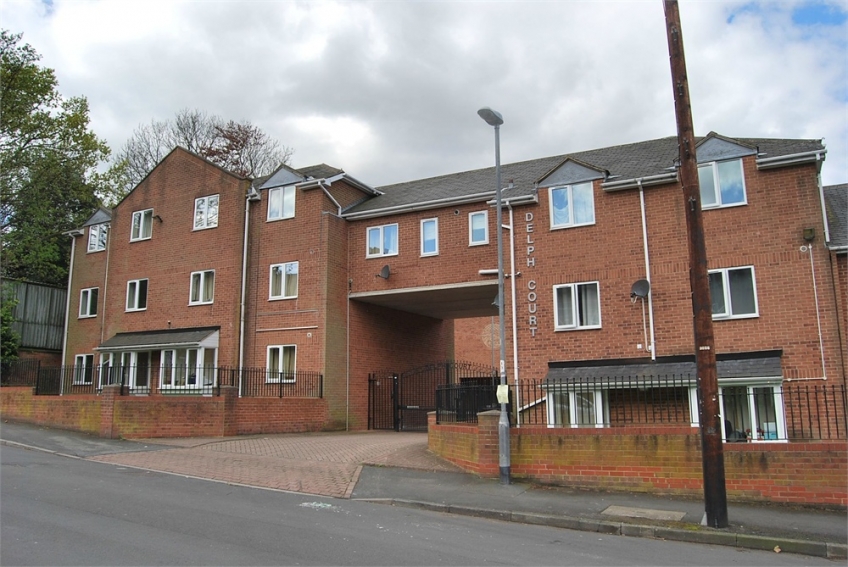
663 0 728 528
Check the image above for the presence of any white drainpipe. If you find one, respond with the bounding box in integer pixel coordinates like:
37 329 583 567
638 180 657 360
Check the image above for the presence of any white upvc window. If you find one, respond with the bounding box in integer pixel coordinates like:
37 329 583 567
161 347 216 388
553 281 601 330
547 389 609 428
79 287 98 318
270 262 298 300
367 224 398 258
719 383 786 442
267 345 296 383
698 158 746 209
709 266 758 319
468 211 488 246
267 185 296 221
131 209 153 241
73 354 94 385
88 224 107 252
189 270 215 305
549 182 595 229
420 218 438 256
126 279 148 311
194 195 219 229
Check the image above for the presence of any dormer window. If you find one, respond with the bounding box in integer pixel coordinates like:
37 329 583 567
268 186 295 221
549 182 595 229
87 224 107 252
698 159 746 209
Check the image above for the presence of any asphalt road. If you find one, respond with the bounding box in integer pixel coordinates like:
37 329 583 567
1 444 830 566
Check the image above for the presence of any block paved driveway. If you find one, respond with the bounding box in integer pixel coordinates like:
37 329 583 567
88 432 462 498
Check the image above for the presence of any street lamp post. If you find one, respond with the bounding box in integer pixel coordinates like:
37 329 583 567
478 107 510 485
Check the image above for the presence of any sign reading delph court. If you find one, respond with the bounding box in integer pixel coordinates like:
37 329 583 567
526 212 537 338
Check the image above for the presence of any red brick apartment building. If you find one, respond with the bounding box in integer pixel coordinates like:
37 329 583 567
45 133 844 443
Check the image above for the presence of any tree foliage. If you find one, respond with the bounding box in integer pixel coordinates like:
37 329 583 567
1 282 21 363
114 109 293 193
0 30 112 285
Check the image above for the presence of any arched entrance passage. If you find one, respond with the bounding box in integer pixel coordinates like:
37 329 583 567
368 361 497 431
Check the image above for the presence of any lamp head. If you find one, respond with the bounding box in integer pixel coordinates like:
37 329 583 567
477 107 503 127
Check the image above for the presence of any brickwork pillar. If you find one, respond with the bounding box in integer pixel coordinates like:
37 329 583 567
99 384 121 439
220 386 239 437
476 410 502 477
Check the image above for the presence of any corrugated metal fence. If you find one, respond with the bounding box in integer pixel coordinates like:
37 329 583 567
4 280 66 352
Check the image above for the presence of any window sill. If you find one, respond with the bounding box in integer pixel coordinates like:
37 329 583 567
554 325 602 332
712 314 758 321
550 221 595 231
189 301 214 306
192 225 218 231
702 201 747 211
267 215 295 223
468 241 489 247
366 253 399 259
78 315 97 319
129 237 152 243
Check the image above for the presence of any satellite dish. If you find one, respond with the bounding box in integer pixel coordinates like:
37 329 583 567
630 279 650 298
378 265 390 279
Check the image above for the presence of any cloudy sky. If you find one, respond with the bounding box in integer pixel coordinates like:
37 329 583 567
3 0 846 188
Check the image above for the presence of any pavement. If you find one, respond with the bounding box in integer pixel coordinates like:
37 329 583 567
1 420 845 561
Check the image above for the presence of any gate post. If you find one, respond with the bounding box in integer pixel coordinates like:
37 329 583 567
393 373 400 432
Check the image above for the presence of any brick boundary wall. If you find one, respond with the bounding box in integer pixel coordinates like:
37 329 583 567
429 411 848 507
1 386 330 439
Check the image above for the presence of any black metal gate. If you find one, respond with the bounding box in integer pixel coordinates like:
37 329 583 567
368 361 497 431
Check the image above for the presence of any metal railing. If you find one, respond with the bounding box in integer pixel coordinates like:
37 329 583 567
234 367 323 398
436 378 847 441
15 364 322 398
1 359 41 387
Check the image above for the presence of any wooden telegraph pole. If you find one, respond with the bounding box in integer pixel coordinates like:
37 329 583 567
663 0 728 528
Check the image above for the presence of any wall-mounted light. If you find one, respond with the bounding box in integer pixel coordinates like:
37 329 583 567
803 227 815 242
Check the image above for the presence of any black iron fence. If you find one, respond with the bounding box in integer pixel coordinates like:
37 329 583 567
1 362 322 399
1 359 41 387
436 378 848 441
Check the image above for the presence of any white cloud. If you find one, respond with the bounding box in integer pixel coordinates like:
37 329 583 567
2 0 845 187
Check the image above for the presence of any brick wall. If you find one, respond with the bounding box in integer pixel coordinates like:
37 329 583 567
1 386 330 439
100 149 249 367
429 412 848 506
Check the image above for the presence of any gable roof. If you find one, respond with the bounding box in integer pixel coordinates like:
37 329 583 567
343 134 825 219
82 207 112 227
824 183 847 250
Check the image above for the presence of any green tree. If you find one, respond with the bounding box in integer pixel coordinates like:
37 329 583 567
0 30 112 285
1 282 20 364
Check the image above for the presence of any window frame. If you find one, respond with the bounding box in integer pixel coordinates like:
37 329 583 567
193 194 219 230
267 185 296 221
269 261 299 300
266 345 297 383
468 211 489 246
130 209 153 241
549 182 595 230
420 218 439 257
697 158 747 209
189 270 215 305
160 347 216 389
553 281 602 331
79 287 98 318
73 354 94 385
546 389 609 428
708 266 758 320
87 224 107 252
126 278 149 312
366 223 399 258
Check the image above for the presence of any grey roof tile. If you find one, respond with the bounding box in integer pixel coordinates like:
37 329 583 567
824 184 847 249
346 134 824 216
